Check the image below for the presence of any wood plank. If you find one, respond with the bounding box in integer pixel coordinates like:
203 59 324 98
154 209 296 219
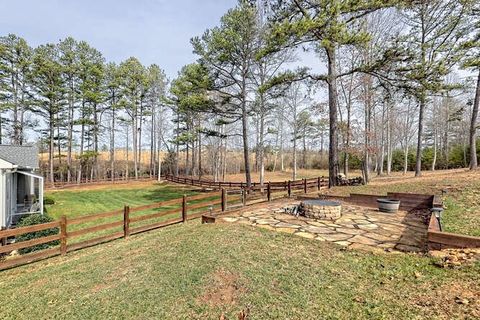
187 193 219 201
129 218 183 235
0 221 60 238
129 208 180 223
0 234 61 254
187 199 222 211
0 247 60 271
68 209 124 225
128 198 183 213
67 232 124 252
68 220 124 238
428 230 480 248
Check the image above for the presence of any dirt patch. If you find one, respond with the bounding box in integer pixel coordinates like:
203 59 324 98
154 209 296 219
199 269 246 307
414 282 480 319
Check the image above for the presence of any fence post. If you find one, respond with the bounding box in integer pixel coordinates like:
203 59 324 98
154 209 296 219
267 182 271 202
60 215 67 255
242 189 247 206
317 177 321 190
221 188 227 212
182 194 187 222
288 180 291 197
123 205 130 238
304 179 307 194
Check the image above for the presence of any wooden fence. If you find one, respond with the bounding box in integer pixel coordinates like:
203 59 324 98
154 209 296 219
0 191 223 271
0 178 325 271
165 175 333 192
46 175 159 189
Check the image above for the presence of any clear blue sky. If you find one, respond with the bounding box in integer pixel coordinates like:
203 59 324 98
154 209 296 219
0 0 237 78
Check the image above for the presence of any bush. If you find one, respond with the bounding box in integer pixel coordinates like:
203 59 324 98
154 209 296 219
43 197 55 205
16 214 59 254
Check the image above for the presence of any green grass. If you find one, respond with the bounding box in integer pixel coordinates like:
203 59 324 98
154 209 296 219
42 182 214 245
0 222 478 319
44 183 195 219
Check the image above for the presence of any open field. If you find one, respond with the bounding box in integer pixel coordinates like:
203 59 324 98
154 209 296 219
326 169 480 237
0 222 478 319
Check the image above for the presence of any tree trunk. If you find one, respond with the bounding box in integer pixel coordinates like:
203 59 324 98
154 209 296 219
138 101 144 178
49 108 55 184
432 128 437 171
326 47 339 187
241 102 252 188
403 144 409 175
259 107 265 186
175 109 180 176
415 96 426 177
469 70 480 170
67 79 74 183
125 125 130 180
77 102 85 184
241 68 252 188
293 131 297 181
150 106 155 178
110 103 116 182
344 103 351 177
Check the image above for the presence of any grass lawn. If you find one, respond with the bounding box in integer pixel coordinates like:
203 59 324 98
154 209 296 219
326 169 480 237
44 181 198 219
0 222 478 319
42 181 209 245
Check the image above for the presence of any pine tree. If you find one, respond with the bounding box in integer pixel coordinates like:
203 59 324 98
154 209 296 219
265 0 394 187
0 34 33 145
191 2 260 188
30 43 66 183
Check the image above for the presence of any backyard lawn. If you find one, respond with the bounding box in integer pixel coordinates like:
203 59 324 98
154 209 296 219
44 181 198 219
0 222 478 319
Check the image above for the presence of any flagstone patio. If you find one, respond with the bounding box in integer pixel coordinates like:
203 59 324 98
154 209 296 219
219 199 429 253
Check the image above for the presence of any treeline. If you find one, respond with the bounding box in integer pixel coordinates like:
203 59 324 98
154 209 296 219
0 35 168 183
1 0 479 187
169 0 480 186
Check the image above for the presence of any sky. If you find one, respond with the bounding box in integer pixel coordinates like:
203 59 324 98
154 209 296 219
0 0 237 79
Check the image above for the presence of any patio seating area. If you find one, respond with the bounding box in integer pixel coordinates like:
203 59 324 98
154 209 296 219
218 199 429 253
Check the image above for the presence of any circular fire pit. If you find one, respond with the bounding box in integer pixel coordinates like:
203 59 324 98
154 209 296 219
299 200 342 220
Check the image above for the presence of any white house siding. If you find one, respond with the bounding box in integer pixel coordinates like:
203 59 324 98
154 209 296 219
0 170 5 228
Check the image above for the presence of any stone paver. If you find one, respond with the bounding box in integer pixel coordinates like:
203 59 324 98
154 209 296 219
218 198 428 253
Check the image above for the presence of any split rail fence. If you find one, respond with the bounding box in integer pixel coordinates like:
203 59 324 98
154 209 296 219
0 176 328 271
165 175 333 193
0 192 220 271
1 174 369 271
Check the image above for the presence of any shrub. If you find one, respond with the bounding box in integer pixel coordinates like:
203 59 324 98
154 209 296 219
16 214 59 254
43 197 55 205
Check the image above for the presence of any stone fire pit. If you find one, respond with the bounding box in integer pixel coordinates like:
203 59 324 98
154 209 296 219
299 200 342 220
